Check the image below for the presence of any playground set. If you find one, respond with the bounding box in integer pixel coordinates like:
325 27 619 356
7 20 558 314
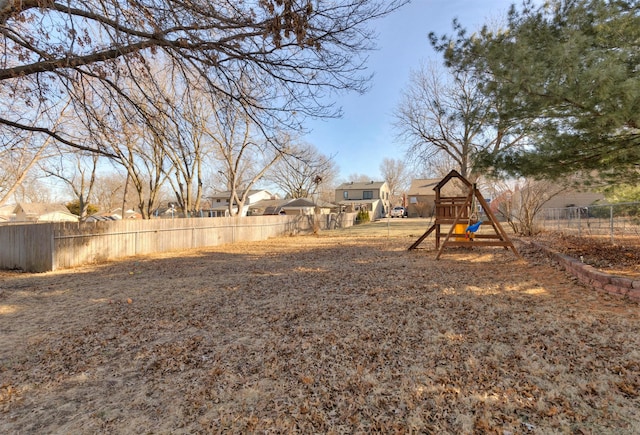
408 170 520 259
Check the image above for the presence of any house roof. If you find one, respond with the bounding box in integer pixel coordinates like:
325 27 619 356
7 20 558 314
207 189 273 200
85 215 119 222
90 208 142 220
14 202 73 216
435 170 472 190
251 199 290 215
251 198 287 207
286 198 332 207
313 199 338 209
12 202 78 222
253 198 338 215
0 204 15 218
408 178 440 196
335 181 386 190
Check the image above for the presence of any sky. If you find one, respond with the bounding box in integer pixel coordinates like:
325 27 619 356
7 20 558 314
302 0 517 182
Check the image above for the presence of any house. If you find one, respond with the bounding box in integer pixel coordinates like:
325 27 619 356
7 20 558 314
152 203 186 219
488 182 606 221
406 178 439 218
0 204 15 222
203 190 277 217
334 181 390 220
406 178 469 218
250 198 337 216
308 199 339 215
540 190 605 209
537 188 606 221
12 203 78 223
86 208 142 221
249 198 289 216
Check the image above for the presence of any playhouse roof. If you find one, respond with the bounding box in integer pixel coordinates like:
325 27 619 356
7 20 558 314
434 170 472 191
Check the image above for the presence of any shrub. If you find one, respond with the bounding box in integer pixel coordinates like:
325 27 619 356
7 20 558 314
356 209 370 223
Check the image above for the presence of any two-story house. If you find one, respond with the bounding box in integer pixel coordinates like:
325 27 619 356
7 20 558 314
334 181 390 220
204 190 276 217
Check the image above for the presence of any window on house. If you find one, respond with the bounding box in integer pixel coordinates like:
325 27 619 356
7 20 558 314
343 191 348 199
363 190 373 200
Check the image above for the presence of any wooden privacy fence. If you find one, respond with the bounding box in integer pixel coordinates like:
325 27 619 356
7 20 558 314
0 213 356 272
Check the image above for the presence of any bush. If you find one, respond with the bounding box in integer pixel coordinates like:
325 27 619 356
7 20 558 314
66 199 98 217
356 209 370 224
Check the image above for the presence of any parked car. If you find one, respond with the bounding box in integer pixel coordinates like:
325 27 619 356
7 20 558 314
390 206 407 218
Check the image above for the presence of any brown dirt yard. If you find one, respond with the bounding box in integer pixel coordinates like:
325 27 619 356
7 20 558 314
1 219 639 433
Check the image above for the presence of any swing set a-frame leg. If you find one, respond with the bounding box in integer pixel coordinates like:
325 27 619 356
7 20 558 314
408 224 437 250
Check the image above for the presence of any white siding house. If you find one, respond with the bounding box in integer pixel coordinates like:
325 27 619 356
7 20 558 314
204 190 277 217
12 203 78 223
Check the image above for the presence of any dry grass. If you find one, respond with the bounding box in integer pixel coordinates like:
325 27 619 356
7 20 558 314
1 221 639 433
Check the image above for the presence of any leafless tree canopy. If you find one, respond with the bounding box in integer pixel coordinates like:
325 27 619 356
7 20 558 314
379 157 408 205
490 178 567 236
266 142 338 199
41 151 99 220
1 0 408 156
394 61 523 180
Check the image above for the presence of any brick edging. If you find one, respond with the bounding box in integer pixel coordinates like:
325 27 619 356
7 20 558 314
527 241 640 302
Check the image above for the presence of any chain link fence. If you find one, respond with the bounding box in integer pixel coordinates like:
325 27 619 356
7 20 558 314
535 202 640 244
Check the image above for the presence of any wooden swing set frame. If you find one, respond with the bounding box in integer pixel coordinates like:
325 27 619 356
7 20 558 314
408 170 520 259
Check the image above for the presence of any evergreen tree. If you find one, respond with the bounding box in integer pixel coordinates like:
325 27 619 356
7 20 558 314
432 0 640 184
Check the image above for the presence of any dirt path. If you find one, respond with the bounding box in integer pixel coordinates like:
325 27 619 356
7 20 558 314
1 232 639 433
